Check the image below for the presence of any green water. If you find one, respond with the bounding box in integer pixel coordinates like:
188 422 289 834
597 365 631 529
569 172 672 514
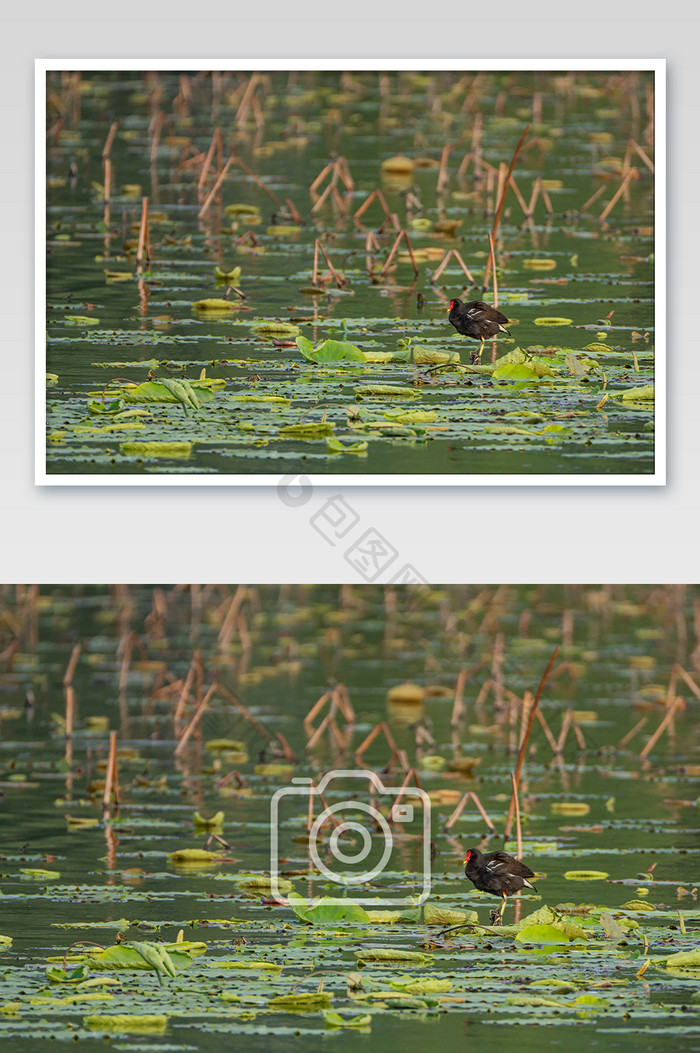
44 70 656 476
0 585 697 1051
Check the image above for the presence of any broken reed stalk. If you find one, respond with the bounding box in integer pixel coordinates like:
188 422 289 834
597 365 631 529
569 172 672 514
535 707 560 753
674 664 700 701
136 197 150 265
103 158 111 206
102 121 118 160
102 730 119 810
64 685 75 740
430 248 476 286
305 711 333 751
511 772 522 860
618 715 648 748
354 721 399 765
504 646 559 840
198 156 234 218
450 667 468 727
312 239 345 287
174 681 218 757
275 732 297 763
217 683 275 744
63 643 81 687
444 790 496 833
387 768 422 821
580 184 607 213
118 631 135 693
305 779 341 832
353 188 399 230
488 233 498 310
639 696 684 759
437 142 452 195
174 652 197 736
599 169 635 221
482 123 530 293
304 689 334 733
217 585 247 649
149 112 163 165
380 229 419 279
198 129 218 191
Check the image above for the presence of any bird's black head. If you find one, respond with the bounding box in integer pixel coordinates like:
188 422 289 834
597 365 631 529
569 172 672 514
448 298 461 313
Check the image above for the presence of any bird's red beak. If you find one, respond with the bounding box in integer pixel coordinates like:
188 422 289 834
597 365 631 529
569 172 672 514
448 299 455 311
463 850 471 864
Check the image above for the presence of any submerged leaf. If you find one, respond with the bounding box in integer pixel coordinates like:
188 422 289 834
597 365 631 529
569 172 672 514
85 1014 167 1032
322 1009 371 1028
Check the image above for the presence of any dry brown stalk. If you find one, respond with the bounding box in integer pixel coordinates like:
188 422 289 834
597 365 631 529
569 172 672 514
639 697 684 759
217 585 247 649
379 229 418 279
103 158 111 206
217 683 275 744
354 721 399 765
556 710 572 753
600 169 636 221
174 682 218 757
198 129 220 191
619 715 648 748
174 652 197 736
275 732 298 763
102 121 118 160
333 683 356 724
63 643 81 687
387 768 422 821
136 197 150 264
511 772 522 860
535 707 559 753
483 124 530 292
674 664 700 702
488 233 498 310
102 730 119 810
450 667 468 727
198 157 234 218
64 685 75 740
506 173 531 216
504 646 559 839
580 184 607 212
437 142 452 194
312 239 346 287
305 712 332 751
304 689 334 733
353 188 399 230
430 248 476 286
444 790 495 833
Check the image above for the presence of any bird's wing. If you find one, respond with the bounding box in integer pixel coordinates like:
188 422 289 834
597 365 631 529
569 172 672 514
468 301 509 322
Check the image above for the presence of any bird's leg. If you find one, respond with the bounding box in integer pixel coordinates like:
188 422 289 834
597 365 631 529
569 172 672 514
499 892 507 918
470 336 485 366
489 908 503 927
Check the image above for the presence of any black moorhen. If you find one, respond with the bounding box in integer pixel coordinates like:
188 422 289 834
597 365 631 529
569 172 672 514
448 298 511 363
464 847 537 916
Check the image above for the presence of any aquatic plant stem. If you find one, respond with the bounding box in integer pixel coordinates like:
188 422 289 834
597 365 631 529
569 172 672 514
483 124 530 293
504 646 559 840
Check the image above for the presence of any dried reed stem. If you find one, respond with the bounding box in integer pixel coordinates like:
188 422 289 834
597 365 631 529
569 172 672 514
600 169 635 221
174 682 217 757
639 696 683 758
511 772 522 860
63 643 81 687
504 646 559 839
483 124 530 292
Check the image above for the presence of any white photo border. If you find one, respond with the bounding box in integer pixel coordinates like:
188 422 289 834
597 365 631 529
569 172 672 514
36 58 666 486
